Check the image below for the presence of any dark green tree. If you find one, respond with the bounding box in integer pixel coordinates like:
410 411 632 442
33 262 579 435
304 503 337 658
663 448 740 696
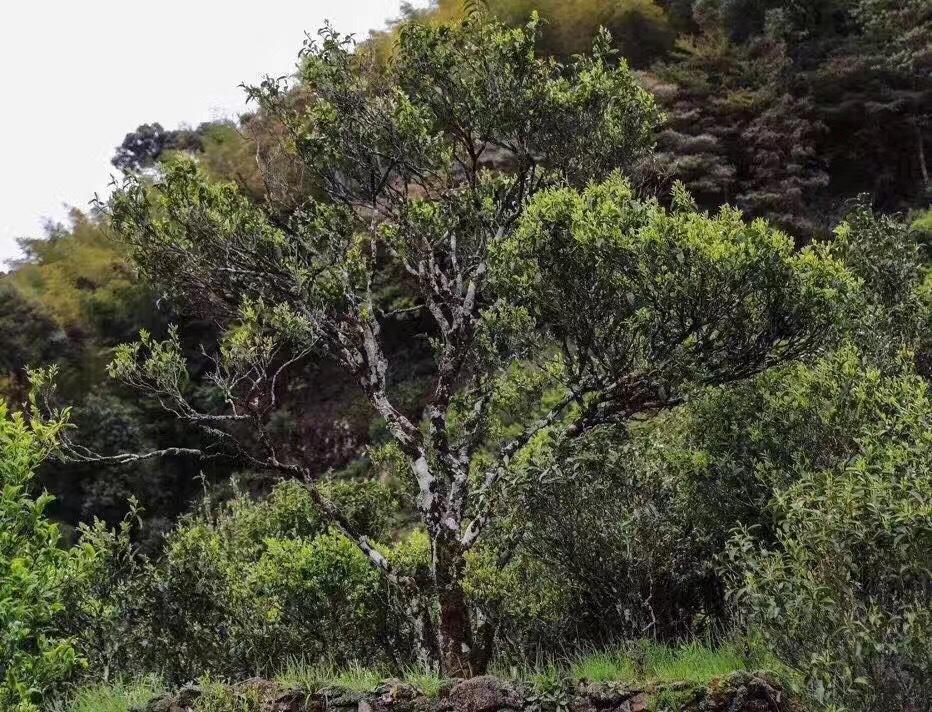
112 122 206 173
650 29 829 236
0 285 66 403
47 17 853 676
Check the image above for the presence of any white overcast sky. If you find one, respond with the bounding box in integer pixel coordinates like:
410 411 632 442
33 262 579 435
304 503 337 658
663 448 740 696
0 1 428 268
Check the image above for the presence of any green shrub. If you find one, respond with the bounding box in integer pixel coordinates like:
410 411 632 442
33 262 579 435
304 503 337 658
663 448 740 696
484 417 725 647
726 357 932 710
60 507 159 684
143 488 392 680
63 475 583 682
245 534 384 665
830 204 930 368
48 675 164 712
0 401 78 710
62 478 403 683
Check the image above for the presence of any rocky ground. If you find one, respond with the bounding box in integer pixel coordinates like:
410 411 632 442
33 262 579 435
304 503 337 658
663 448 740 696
142 671 797 712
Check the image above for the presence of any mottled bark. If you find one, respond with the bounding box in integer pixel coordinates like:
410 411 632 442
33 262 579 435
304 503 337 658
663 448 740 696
433 534 476 677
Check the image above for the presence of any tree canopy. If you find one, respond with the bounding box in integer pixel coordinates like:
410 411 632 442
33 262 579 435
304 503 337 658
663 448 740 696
35 16 854 676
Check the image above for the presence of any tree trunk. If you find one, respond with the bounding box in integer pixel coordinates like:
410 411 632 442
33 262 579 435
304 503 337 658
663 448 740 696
470 608 497 675
432 534 476 677
916 121 929 189
406 587 440 672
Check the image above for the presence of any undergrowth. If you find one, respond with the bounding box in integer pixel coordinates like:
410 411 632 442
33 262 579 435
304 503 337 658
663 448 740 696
275 660 388 694
48 676 164 712
491 639 773 686
51 640 786 711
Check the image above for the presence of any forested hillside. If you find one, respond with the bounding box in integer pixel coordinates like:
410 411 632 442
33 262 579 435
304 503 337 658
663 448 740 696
1 2 929 712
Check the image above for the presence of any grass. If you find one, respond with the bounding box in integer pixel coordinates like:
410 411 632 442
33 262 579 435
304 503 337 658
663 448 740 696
567 649 638 683
49 675 164 712
399 666 446 697
275 659 387 693
494 639 770 687
196 677 263 712
275 658 446 697
55 639 782 711
636 641 748 683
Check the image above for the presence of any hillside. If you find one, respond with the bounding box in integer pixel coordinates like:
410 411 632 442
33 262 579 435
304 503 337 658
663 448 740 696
1 3 929 712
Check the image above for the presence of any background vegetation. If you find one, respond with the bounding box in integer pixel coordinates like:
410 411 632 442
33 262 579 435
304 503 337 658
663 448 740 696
0 2 929 711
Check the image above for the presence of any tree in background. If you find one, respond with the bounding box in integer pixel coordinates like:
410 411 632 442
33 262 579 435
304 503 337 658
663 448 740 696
36 17 854 676
688 0 931 213
647 25 829 237
0 286 67 404
6 212 162 350
0 214 209 543
388 0 676 66
112 122 205 173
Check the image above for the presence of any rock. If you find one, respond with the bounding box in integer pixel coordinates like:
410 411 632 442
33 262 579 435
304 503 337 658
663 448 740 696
581 682 635 708
270 691 315 712
238 677 279 695
139 671 797 712
143 683 202 712
321 687 366 711
142 695 173 712
447 676 522 712
378 681 420 703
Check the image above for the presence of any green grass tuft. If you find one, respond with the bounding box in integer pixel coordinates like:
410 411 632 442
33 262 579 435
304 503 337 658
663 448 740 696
568 649 637 683
49 676 164 712
275 657 335 692
528 662 564 692
274 658 386 693
329 662 387 692
637 641 747 683
400 666 446 698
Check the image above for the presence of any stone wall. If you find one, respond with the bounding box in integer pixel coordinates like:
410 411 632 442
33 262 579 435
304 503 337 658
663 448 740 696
143 671 798 712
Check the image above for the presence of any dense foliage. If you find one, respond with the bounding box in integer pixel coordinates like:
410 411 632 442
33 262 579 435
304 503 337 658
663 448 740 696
393 0 931 235
58 481 397 683
72 14 858 678
0 400 76 711
727 354 931 710
0 3 929 711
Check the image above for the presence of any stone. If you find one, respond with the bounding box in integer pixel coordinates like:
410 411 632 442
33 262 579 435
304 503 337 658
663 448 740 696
141 683 202 712
581 682 633 708
447 676 523 712
322 687 366 711
142 695 173 712
140 671 798 712
628 693 649 712
270 691 316 712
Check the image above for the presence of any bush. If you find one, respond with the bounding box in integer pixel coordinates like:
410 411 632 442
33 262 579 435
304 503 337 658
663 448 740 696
830 204 930 369
0 401 78 710
59 506 155 684
487 415 731 649
62 478 404 683
725 354 932 710
488 341 932 689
